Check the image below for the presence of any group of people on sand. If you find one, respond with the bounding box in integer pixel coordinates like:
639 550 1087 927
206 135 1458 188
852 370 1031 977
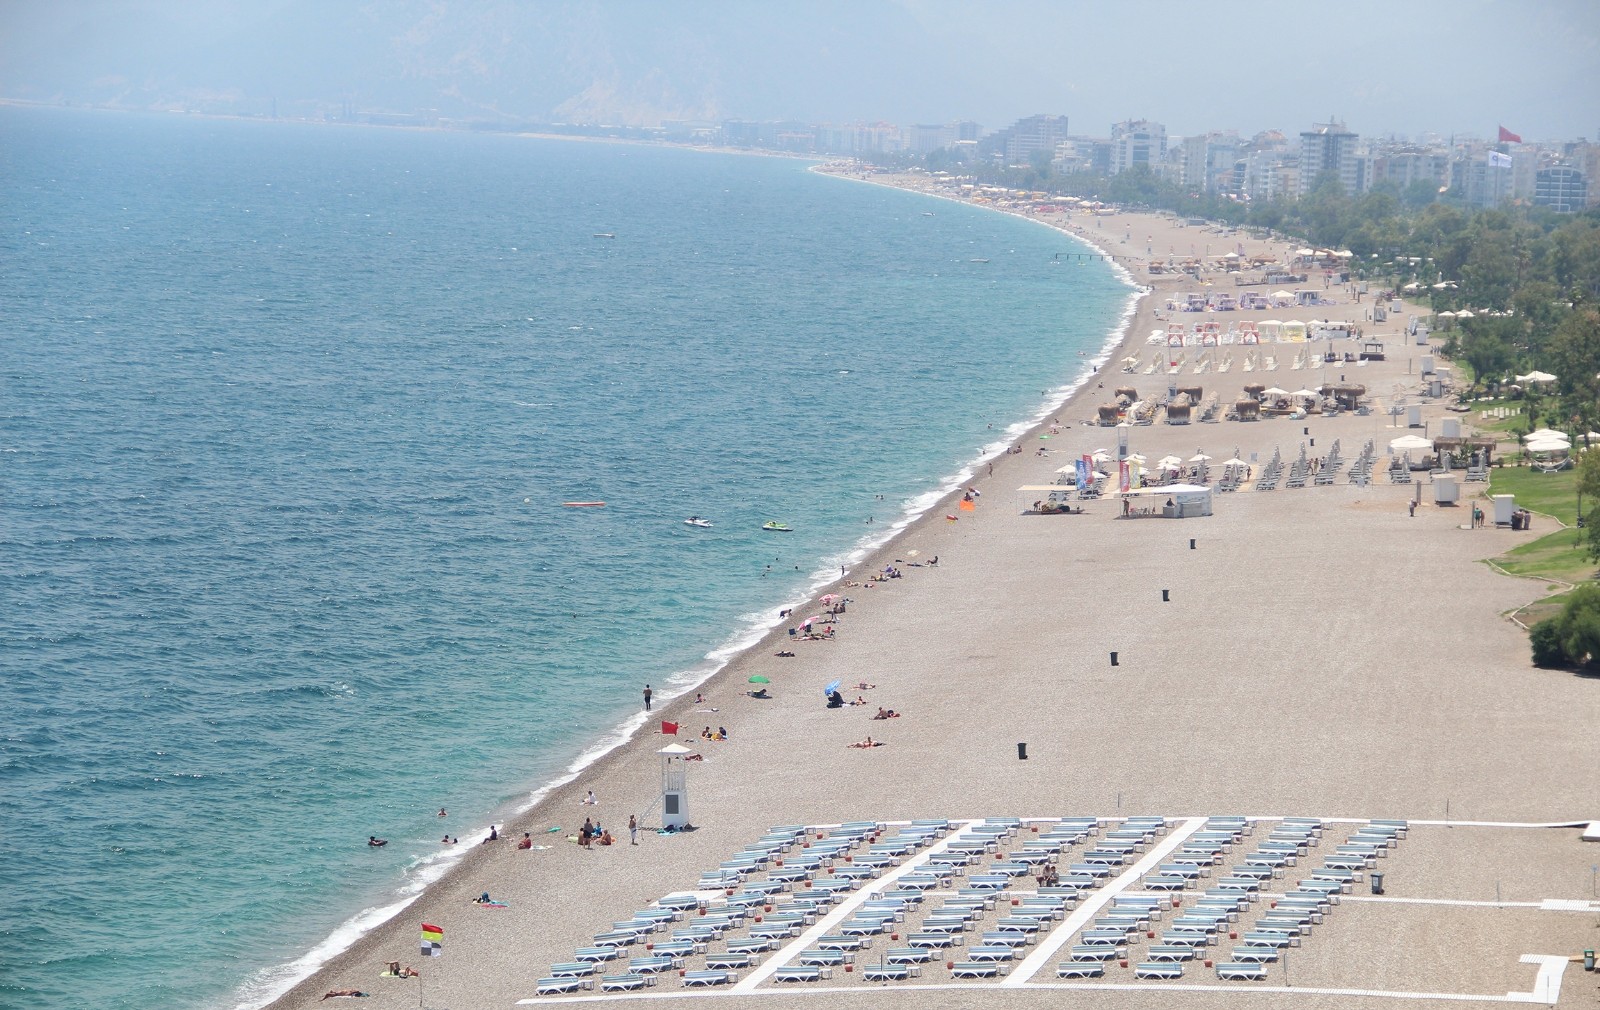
578 817 614 848
700 726 729 741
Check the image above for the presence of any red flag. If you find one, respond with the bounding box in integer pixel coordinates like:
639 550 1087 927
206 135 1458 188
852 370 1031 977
660 720 678 735
1497 125 1521 144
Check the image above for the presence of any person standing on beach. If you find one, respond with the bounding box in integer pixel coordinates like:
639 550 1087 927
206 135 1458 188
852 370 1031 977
643 684 652 711
628 814 638 846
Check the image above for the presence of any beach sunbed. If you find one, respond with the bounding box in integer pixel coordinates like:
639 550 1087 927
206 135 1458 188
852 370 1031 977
814 934 867 951
1216 961 1269 980
536 976 592 995
1145 945 1196 962
681 969 736 987
573 946 621 962
885 947 933 964
796 949 852 967
1069 944 1123 960
1135 961 1185 979
964 945 1017 962
548 962 596 978
772 965 830 983
599 974 653 992
626 956 677 974
1228 945 1279 963
907 932 959 948
702 954 755 971
950 961 1006 979
723 937 777 954
862 963 920 981
1056 961 1106 978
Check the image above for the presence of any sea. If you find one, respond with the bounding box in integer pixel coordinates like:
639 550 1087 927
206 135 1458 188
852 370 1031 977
0 105 1134 1010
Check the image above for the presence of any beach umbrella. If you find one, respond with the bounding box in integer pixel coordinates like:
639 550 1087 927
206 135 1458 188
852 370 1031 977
1188 453 1212 463
748 675 770 684
1157 455 1182 468
820 593 838 605
1262 386 1289 396
1402 282 1420 291
823 679 841 697
1222 457 1248 468
1271 290 1292 300
1292 388 1319 398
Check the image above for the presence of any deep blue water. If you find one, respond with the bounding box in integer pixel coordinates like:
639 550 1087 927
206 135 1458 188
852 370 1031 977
0 106 1131 1010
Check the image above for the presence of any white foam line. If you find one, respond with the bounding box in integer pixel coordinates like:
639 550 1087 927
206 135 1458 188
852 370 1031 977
732 818 982 991
1005 816 1206 986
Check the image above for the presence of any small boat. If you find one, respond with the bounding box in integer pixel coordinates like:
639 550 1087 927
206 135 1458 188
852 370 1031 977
760 521 794 533
563 501 606 507
593 232 615 239
684 516 713 528
969 258 990 263
922 211 934 217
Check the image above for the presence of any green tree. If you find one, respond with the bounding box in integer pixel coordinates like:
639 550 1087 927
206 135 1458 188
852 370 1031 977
1457 323 1513 390
1547 308 1600 435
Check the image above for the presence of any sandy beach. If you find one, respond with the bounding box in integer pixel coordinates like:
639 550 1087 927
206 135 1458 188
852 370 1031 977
268 175 1599 1010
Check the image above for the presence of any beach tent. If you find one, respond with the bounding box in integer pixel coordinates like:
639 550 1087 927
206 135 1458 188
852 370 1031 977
1389 434 1433 453
1455 310 1475 319
1522 428 1568 442
1120 483 1213 518
1525 438 1570 453
1515 371 1557 384
1261 387 1290 397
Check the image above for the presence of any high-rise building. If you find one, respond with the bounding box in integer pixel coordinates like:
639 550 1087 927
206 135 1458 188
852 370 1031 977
1110 120 1166 175
1003 114 1070 163
1533 166 1588 213
1298 120 1361 195
1180 131 1241 191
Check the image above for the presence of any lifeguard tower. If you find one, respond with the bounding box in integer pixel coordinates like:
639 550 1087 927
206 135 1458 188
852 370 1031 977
658 742 693 829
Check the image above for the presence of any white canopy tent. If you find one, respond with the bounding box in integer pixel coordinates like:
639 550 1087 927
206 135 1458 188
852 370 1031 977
1389 434 1434 453
1119 483 1213 518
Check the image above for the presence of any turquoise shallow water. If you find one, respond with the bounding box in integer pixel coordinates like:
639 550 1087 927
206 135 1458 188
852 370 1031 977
0 107 1131 1009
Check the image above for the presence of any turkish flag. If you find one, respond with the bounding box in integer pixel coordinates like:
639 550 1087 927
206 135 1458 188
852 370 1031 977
660 720 678 735
1498 125 1521 144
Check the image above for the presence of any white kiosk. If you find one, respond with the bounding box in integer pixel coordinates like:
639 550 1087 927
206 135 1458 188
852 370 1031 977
658 742 693 829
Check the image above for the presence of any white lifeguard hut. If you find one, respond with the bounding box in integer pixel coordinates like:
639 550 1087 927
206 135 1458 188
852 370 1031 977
658 742 693 829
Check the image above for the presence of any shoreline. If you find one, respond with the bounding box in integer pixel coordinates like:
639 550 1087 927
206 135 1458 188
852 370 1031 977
262 164 1596 1010
243 163 1159 1010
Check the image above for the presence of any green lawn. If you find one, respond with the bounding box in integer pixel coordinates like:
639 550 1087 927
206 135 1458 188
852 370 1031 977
1485 466 1582 525
1482 467 1598 589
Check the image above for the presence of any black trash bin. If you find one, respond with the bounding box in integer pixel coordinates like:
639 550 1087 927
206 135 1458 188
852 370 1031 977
1370 871 1384 895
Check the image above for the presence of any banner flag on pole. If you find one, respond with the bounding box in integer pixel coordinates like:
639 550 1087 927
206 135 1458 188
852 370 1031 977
1074 456 1091 491
421 923 443 957
1497 125 1521 143
660 720 678 735
1488 150 1512 169
1118 460 1131 494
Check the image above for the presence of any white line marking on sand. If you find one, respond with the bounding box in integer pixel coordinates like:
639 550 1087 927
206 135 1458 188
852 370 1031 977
731 818 980 991
1509 954 1568 1004
1004 816 1206 986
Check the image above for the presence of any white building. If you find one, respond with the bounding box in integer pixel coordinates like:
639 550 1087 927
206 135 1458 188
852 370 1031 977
1110 119 1166 175
1298 120 1362 195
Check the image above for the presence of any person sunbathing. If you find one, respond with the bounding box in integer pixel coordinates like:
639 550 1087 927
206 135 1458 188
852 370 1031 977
321 990 367 1000
848 737 883 748
872 708 900 720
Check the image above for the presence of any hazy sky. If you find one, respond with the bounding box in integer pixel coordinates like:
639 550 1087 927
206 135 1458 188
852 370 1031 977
3 0 1597 140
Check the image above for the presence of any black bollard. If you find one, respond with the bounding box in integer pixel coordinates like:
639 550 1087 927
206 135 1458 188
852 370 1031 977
1017 742 1028 761
1110 652 1119 667
1162 589 1170 602
1303 427 1309 435
1310 438 1315 447
1189 538 1196 550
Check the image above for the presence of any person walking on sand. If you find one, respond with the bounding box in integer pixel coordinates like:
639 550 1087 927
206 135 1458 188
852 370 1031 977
1408 499 1416 517
629 814 639 846
643 684 652 711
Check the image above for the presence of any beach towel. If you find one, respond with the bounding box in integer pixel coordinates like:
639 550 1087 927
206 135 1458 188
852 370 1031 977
477 901 509 909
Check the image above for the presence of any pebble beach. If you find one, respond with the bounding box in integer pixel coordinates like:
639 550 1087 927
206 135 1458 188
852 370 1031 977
268 179 1599 1010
